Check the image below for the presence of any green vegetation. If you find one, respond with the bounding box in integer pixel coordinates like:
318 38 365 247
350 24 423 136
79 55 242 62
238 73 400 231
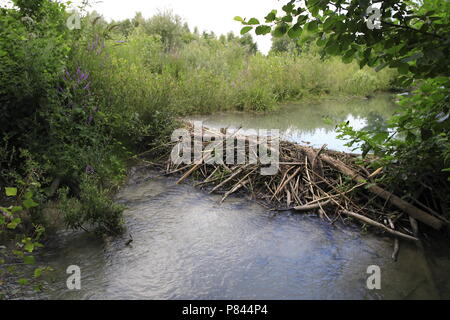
241 0 449 220
2 0 440 298
101 11 393 114
1 1 394 242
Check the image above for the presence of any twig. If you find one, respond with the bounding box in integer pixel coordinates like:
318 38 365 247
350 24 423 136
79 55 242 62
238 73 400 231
341 210 418 241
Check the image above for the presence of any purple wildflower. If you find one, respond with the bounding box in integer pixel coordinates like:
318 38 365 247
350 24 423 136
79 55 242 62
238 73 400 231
85 165 95 174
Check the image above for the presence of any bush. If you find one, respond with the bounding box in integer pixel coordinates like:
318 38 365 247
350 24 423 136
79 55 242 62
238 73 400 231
58 176 124 235
337 77 450 217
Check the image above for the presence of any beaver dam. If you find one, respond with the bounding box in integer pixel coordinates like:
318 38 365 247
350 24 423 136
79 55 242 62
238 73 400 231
142 123 448 259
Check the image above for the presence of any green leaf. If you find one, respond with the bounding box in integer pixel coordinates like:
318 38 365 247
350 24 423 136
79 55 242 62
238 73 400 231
11 206 23 213
265 10 277 23
24 242 35 253
397 62 410 74
240 26 253 35
34 268 43 278
323 17 336 31
7 218 21 230
273 24 289 37
342 48 357 63
282 15 293 23
372 132 389 144
18 278 29 286
5 187 17 197
255 25 272 35
13 250 24 257
247 18 260 25
234 16 244 22
282 3 295 13
23 255 36 265
375 62 388 72
23 199 38 209
297 15 308 25
325 42 340 55
287 25 302 38
306 20 319 32
316 35 327 46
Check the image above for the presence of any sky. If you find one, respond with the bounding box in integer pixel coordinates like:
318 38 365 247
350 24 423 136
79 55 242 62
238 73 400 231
70 0 286 54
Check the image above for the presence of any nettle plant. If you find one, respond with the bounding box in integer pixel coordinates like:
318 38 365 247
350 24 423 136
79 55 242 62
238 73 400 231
0 187 52 296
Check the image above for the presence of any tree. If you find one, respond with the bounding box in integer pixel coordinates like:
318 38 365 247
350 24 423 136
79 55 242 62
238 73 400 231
143 10 187 52
238 33 258 54
238 0 449 82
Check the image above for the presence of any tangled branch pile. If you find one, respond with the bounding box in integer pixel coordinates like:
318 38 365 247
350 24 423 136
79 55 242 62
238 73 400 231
149 124 448 246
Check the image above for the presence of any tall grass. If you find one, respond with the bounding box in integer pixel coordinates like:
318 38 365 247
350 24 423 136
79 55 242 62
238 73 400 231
93 23 395 117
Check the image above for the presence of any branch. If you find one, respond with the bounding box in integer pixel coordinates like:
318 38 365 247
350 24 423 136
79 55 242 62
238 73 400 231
381 21 445 40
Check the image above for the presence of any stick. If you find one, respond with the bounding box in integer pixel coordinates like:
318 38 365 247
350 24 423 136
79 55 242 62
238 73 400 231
388 218 400 261
271 166 302 200
209 165 250 194
320 153 444 230
340 210 418 241
292 200 331 212
220 179 249 203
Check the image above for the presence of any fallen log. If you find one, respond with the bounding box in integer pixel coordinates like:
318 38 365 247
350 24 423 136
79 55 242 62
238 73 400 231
340 210 419 241
320 153 444 230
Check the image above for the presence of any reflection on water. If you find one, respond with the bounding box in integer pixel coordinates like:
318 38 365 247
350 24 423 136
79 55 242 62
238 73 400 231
187 94 396 152
31 169 445 300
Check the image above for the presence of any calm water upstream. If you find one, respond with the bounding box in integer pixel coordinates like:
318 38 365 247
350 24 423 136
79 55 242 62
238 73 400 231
188 94 396 152
28 96 450 300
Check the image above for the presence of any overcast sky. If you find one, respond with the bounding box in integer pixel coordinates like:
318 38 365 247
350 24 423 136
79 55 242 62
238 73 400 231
70 0 285 54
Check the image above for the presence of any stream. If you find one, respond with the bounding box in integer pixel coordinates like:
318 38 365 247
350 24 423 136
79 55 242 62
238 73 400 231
27 95 450 300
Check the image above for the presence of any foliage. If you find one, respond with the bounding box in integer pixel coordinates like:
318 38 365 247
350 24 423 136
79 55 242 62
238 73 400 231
0 3 130 233
337 77 450 213
0 187 52 298
240 0 449 82
104 15 393 114
58 175 124 234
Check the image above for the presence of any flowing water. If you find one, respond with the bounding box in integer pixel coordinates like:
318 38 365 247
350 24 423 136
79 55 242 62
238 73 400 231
27 95 450 300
